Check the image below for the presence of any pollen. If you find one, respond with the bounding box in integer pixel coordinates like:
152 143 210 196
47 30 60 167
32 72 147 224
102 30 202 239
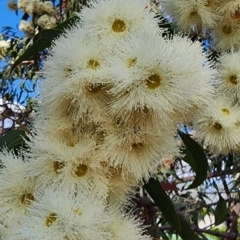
74 164 88 177
221 108 230 115
20 193 35 205
127 58 137 68
112 19 126 33
66 141 75 147
45 213 57 227
87 59 100 70
213 122 222 130
146 74 161 89
222 26 232 35
229 75 238 85
73 208 82 216
190 11 198 16
53 161 65 174
131 142 143 149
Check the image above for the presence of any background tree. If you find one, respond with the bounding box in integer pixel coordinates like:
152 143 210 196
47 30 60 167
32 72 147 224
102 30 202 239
1 0 240 239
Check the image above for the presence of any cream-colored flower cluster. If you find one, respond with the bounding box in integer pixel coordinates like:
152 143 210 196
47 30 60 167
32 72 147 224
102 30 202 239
0 0 215 239
158 0 240 154
8 0 56 37
193 51 240 154
160 0 240 51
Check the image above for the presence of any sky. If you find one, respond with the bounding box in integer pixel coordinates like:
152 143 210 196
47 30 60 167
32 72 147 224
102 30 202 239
0 0 38 105
0 0 23 32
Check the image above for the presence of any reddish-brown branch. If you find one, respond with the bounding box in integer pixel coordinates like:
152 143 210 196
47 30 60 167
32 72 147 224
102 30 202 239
175 169 240 184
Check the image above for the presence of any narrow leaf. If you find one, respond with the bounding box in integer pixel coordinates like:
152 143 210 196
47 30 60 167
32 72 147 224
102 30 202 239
178 131 208 189
0 130 27 151
21 12 29 21
214 195 227 225
182 147 196 172
144 178 201 240
144 178 181 232
10 16 79 72
10 29 62 72
178 217 201 240
212 181 219 193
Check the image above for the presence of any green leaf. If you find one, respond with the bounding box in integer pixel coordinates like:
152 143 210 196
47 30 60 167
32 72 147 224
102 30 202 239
178 131 208 189
21 12 29 21
144 178 201 240
144 178 181 232
177 217 201 240
181 147 196 172
212 181 219 193
214 195 227 225
10 29 61 72
10 16 79 73
0 130 27 152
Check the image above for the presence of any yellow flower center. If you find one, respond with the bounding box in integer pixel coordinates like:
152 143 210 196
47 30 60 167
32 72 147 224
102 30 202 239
142 106 149 116
66 141 75 147
112 19 126 33
221 108 230 115
131 143 143 149
213 122 222 130
127 58 137 68
229 75 238 85
146 74 161 89
190 11 198 16
87 59 100 70
222 26 232 35
73 208 82 216
53 161 65 174
45 213 57 227
20 193 35 205
74 164 88 177
88 84 102 93
64 67 72 77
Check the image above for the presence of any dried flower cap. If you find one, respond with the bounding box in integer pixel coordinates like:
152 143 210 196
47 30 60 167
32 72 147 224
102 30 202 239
17 0 29 11
43 21 54 29
43 0 55 15
38 1 45 12
26 0 40 15
37 15 56 29
49 16 56 25
19 20 35 37
7 0 18 11
37 14 50 28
